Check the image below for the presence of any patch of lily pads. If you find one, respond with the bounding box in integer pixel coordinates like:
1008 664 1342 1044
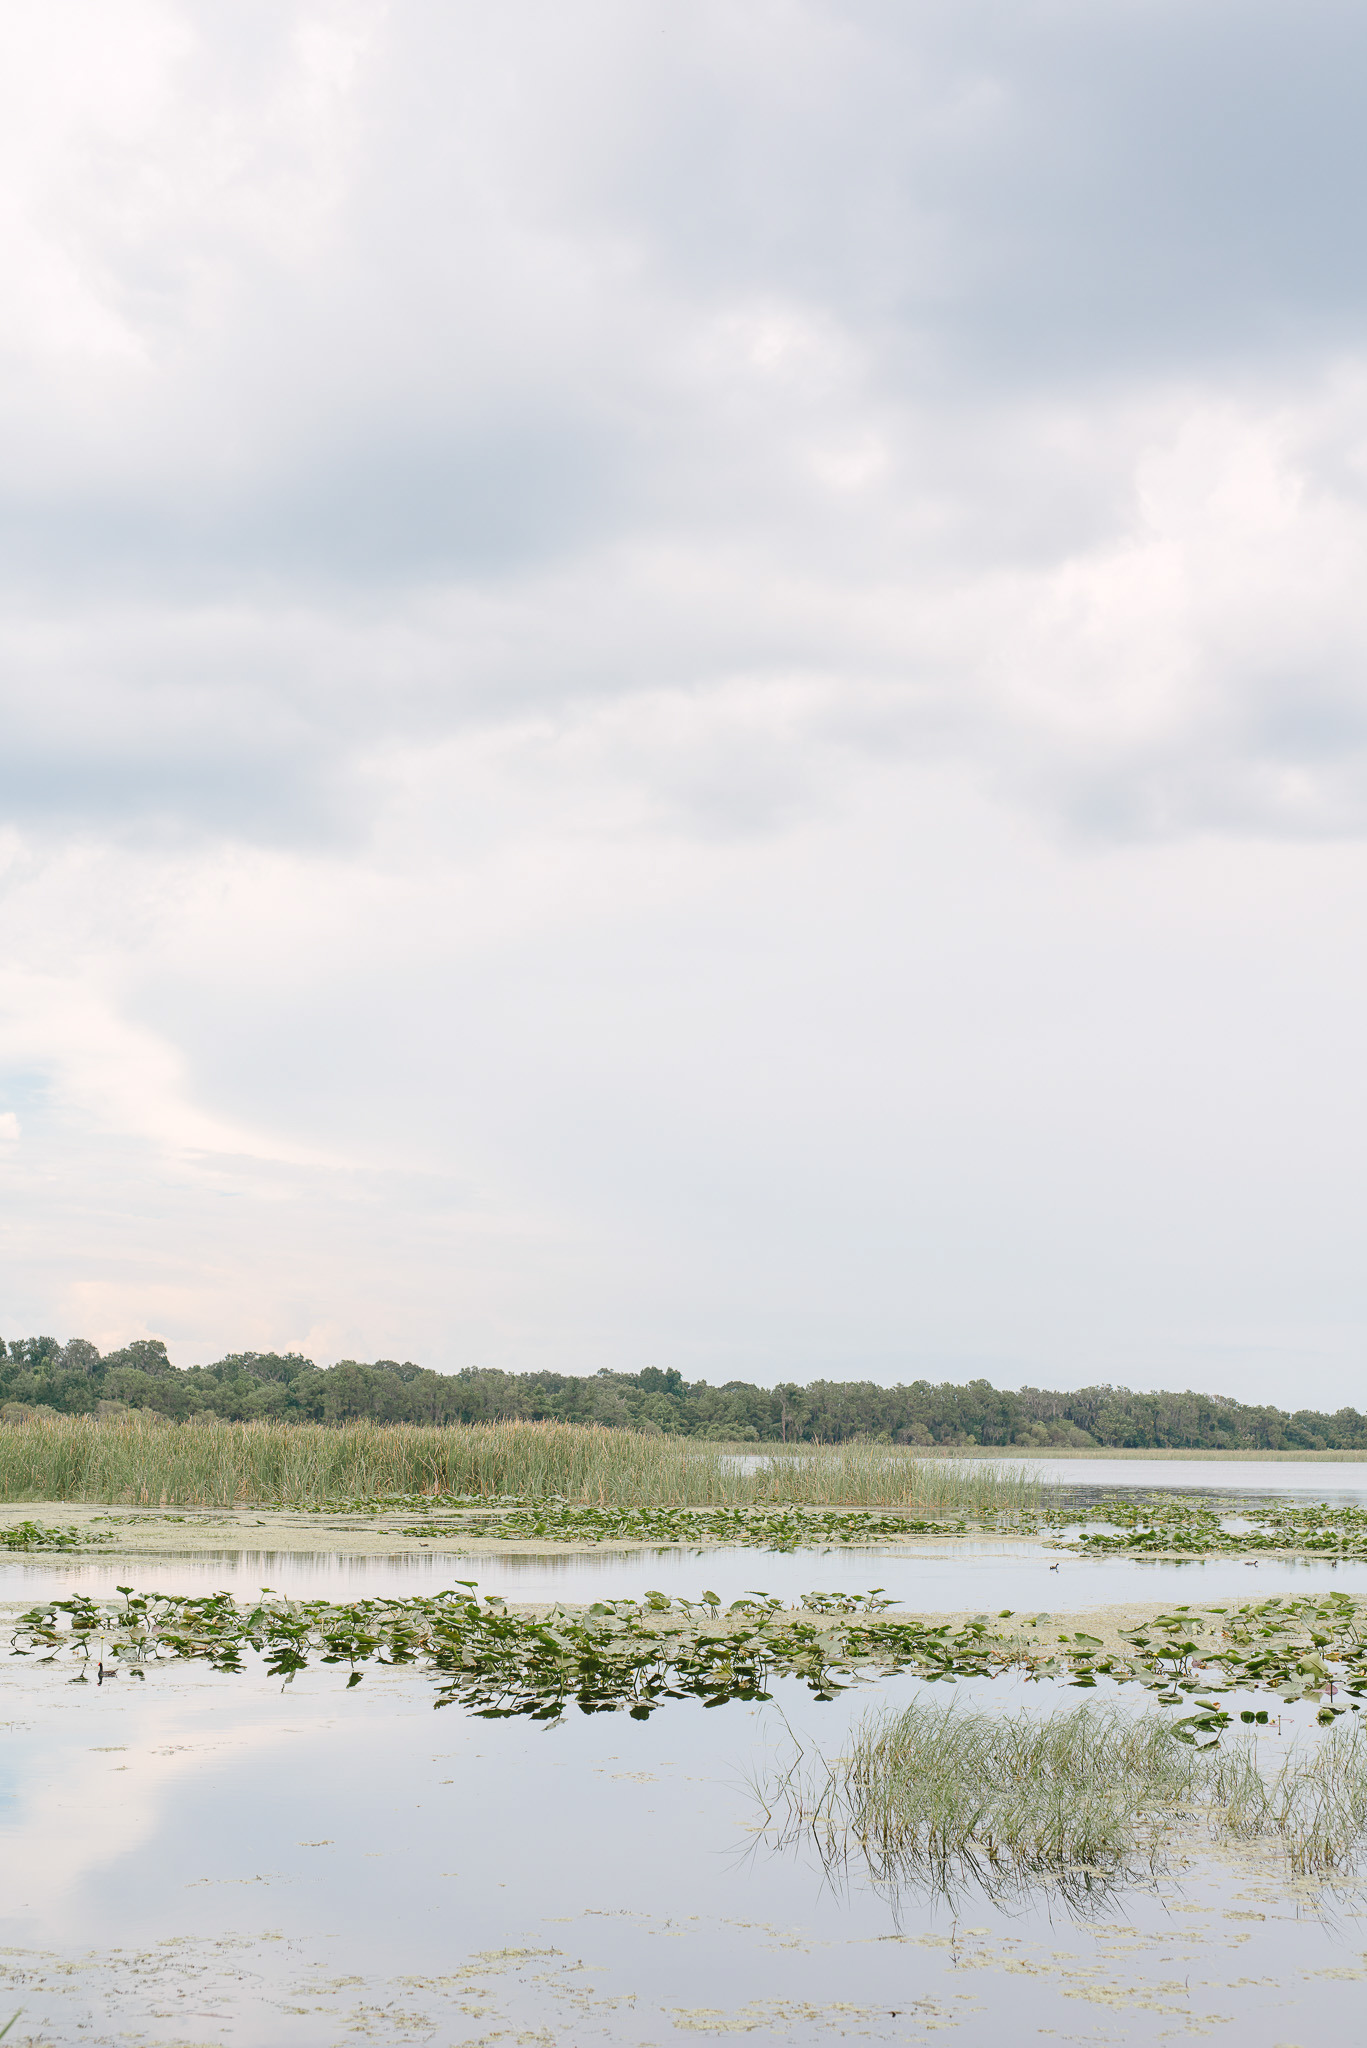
0 1520 111 1552
401 1501 968 1549
12 1585 1367 1729
1060 1495 1367 1559
350 1491 1367 1560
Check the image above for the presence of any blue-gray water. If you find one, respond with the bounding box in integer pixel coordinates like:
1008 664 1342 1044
4 1470 1365 2046
735 1453 1367 1503
1020 1454 1367 1504
0 1539 1360 1612
0 1649 1360 2046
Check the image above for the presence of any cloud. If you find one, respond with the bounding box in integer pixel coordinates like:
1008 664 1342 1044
4 3 1367 849
4 3 1367 1393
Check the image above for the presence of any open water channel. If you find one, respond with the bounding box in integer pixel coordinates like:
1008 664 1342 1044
2 1461 1366 2046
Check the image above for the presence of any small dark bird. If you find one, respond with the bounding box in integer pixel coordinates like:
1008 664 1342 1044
1049 1562 1059 1571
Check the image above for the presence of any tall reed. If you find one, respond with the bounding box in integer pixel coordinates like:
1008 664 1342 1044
0 1415 1040 1512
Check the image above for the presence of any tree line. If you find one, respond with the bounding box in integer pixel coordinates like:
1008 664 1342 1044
0 1335 1364 1448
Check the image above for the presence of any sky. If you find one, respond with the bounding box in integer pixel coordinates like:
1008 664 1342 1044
3 1 1367 1404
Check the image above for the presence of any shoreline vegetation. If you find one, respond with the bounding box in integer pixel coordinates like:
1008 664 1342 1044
4 1414 1367 1522
0 1415 1042 1513
4 1336 1367 1451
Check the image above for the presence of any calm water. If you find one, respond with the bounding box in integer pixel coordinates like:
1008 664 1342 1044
739 1449 1367 1502
0 1649 1361 2046
1019 1455 1367 1504
4 1497 1366 2043
0 1540 1363 1613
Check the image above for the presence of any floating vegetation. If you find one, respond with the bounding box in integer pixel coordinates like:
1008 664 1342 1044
399 1500 975 1550
360 1485 1367 1565
1055 1494 1367 1559
15 1585 1367 1722
12 1585 971 1719
0 1519 110 1551
1020 1592 1367 1721
757 1699 1367 1904
0 1414 1040 1514
379 1490 1367 1562
349 1489 1367 1562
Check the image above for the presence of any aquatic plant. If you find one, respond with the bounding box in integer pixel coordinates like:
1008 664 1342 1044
0 1519 110 1551
11 1584 998 1718
15 1585 1367 1722
396 1491 1367 1558
388 1490 1367 1560
1035 1592 1367 1719
1054 1494 1367 1559
399 1500 986 1550
758 1699 1367 1903
0 1414 1039 1514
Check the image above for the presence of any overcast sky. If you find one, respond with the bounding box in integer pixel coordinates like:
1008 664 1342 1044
4 1 1367 1401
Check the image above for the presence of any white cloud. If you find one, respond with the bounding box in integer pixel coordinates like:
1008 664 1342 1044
5 2 1367 1397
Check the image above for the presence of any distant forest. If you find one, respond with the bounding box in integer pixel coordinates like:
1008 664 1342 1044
1 1336 1365 1449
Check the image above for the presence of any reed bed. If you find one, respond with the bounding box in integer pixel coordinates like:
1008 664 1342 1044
762 1699 1367 1902
0 1415 1039 1513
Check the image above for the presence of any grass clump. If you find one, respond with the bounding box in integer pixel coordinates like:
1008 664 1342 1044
0 1415 1039 1516
761 1699 1367 1903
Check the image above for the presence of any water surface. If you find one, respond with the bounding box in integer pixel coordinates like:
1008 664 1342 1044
1019 1455 1367 1504
1 1539 1363 1613
0 1652 1361 2046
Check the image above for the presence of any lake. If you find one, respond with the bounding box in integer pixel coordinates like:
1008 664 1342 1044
2 1537 1365 1612
3 1462 1365 2044
1 1646 1361 2046
1017 1455 1367 1503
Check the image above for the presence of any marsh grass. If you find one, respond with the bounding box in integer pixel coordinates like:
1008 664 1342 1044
0 1416 1039 1514
760 1699 1367 1904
